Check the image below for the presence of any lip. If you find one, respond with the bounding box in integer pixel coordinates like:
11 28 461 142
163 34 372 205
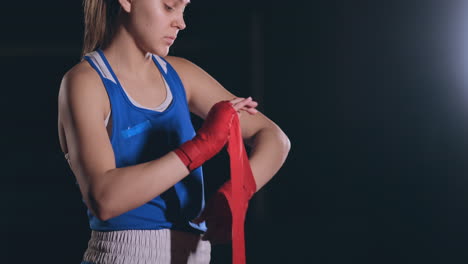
164 36 176 45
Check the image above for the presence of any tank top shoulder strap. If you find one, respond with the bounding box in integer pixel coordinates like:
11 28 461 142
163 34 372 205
152 55 189 104
82 50 119 97
152 54 169 75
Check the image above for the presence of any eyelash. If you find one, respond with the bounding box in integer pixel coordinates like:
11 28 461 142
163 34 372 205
165 4 174 11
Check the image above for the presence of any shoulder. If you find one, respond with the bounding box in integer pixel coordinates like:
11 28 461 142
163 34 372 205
61 60 100 93
164 55 193 70
58 59 108 117
163 56 217 103
164 55 203 80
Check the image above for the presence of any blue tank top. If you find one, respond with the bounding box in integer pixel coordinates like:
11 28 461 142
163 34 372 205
83 49 206 233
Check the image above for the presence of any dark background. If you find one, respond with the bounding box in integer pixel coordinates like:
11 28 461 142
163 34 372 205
2 0 468 263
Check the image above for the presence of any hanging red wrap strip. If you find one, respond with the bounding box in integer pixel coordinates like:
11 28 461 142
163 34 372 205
188 104 257 264
223 113 257 264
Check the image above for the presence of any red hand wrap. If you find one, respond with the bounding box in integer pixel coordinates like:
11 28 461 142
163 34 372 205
174 101 237 171
195 112 257 264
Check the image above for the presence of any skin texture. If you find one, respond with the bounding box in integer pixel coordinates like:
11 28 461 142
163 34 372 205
58 0 290 233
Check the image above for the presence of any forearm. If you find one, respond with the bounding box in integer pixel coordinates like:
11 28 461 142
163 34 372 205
86 101 237 221
247 127 291 191
88 152 189 221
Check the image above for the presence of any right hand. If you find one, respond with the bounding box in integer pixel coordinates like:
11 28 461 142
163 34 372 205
174 97 257 171
229 97 259 116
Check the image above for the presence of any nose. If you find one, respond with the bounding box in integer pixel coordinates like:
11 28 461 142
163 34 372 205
173 13 186 30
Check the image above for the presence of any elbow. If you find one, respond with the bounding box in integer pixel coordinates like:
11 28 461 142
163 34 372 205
96 212 114 222
86 191 118 222
277 128 291 157
283 133 291 153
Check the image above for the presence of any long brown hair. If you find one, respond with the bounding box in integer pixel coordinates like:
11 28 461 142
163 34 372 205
82 0 121 56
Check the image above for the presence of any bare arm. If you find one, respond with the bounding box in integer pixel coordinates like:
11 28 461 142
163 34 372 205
167 56 291 191
58 63 190 221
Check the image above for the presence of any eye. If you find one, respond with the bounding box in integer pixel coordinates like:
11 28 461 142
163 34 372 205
164 4 174 11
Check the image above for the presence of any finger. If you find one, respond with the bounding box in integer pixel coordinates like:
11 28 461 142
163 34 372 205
250 108 259 114
241 107 258 115
229 97 259 112
229 97 245 105
242 100 258 108
239 102 258 111
232 97 253 111
238 103 259 115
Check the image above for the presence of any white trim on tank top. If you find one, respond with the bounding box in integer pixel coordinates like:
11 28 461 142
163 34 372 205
104 76 173 127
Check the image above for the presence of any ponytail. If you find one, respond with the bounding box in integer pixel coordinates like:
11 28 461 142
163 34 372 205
82 0 121 57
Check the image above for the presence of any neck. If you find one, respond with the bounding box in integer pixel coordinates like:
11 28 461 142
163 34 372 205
102 25 154 78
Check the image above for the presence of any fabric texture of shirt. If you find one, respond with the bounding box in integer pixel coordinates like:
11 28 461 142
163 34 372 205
82 49 206 234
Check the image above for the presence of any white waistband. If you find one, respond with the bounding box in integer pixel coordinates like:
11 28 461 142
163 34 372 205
82 229 211 264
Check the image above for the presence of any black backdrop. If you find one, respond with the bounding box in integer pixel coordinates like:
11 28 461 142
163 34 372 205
2 0 468 263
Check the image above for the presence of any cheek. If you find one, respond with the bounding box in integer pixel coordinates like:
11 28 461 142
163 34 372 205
127 3 171 54
130 10 162 42
139 9 167 36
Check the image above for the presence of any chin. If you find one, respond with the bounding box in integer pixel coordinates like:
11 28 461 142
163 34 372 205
150 46 170 57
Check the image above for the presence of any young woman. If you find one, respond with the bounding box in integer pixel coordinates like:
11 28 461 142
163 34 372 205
57 0 290 263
